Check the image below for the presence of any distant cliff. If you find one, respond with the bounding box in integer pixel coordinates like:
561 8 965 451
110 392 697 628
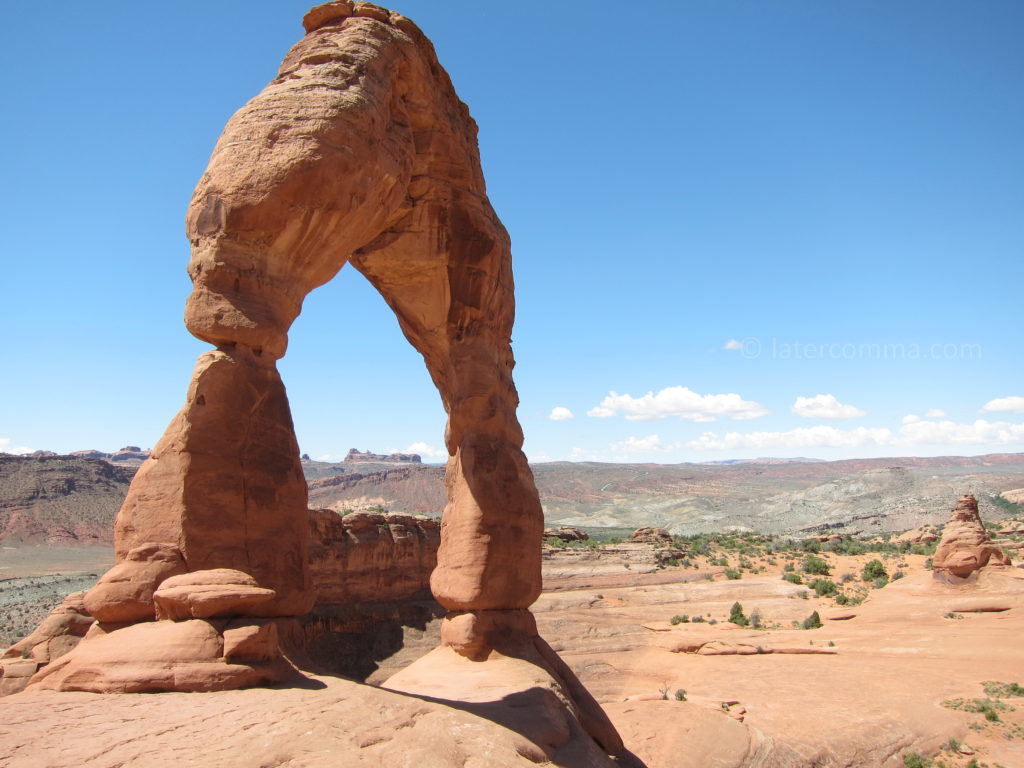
343 448 421 464
0 456 134 545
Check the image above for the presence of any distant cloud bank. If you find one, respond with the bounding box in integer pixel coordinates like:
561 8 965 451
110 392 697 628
981 396 1024 414
588 385 768 422
791 394 867 419
688 417 1024 451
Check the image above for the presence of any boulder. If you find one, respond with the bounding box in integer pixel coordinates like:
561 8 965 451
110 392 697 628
153 569 276 620
83 542 187 623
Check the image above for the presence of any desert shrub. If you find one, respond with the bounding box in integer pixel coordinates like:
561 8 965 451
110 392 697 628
802 611 822 630
902 753 932 768
872 575 889 589
670 615 690 625
802 554 831 576
691 615 706 623
944 612 964 619
983 680 1024 698
674 688 687 701
728 602 748 626
841 572 856 583
782 572 802 585
783 562 795 572
861 559 888 581
800 539 822 553
942 737 961 753
724 568 741 580
892 570 905 580
809 578 838 597
749 609 762 628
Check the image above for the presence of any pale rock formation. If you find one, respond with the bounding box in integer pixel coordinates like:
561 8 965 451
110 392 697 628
630 527 674 546
932 494 1011 578
24 0 620 755
895 525 940 546
544 526 589 542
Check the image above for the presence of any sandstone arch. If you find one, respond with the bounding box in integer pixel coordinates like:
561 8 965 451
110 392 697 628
28 1 623 758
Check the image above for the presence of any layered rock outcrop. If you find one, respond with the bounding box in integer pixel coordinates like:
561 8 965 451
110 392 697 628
24 1 621 757
933 494 1011 578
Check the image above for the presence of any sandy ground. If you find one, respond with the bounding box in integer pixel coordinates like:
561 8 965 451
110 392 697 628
0 544 1021 767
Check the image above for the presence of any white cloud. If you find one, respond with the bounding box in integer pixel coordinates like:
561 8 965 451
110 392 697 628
924 409 947 418
687 417 1024 451
314 453 345 462
403 441 449 460
587 386 768 422
723 339 744 351
548 406 574 421
609 434 679 453
792 394 866 419
981 396 1024 414
0 438 33 455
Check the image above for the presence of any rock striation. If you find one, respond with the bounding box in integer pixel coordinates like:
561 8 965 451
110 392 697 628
308 509 438 604
23 1 621 757
932 494 1011 578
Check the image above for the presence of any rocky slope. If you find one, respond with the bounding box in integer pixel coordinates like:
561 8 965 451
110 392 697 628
0 456 134 544
3 452 1023 545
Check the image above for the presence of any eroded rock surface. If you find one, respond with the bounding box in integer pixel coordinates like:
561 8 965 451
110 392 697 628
933 494 1011 578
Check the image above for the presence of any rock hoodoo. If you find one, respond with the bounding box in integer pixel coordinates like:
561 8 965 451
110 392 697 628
24 0 622 759
932 494 1011 578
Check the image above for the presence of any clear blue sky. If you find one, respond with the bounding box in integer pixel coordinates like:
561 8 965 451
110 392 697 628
1 1 1021 464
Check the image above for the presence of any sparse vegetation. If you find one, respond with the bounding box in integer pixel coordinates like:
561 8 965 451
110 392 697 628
670 614 690 625
802 554 831 576
902 753 932 768
861 559 888 582
729 602 748 626
802 611 822 630
809 578 838 597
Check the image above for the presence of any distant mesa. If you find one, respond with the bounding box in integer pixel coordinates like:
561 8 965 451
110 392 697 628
66 447 151 466
343 448 421 464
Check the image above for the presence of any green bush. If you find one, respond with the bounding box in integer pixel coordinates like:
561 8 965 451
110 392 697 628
782 572 802 585
861 559 888 581
802 554 831 576
724 568 741 580
729 602 749 626
670 614 690 625
902 753 932 768
809 578 838 597
802 611 822 630
674 688 687 701
691 615 706 623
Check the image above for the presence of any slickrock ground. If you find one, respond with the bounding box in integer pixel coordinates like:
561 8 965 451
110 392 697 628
1 539 1022 767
